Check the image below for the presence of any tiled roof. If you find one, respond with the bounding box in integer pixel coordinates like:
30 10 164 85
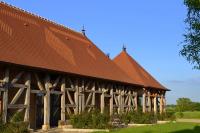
113 50 168 90
0 2 141 85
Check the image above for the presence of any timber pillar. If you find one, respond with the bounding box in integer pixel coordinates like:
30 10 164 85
160 94 164 114
2 69 9 123
100 84 105 114
147 91 151 112
142 88 146 113
153 94 158 114
61 78 66 121
109 86 113 116
42 75 50 130
163 96 166 113
134 92 138 111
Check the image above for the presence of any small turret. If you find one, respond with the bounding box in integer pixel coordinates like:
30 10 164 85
81 25 86 36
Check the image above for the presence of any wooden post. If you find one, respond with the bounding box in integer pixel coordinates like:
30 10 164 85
154 94 157 114
128 90 131 112
110 85 113 116
61 77 66 121
160 94 164 114
147 91 151 112
100 84 105 114
24 73 31 122
2 69 9 123
42 75 50 130
121 87 124 113
81 80 85 112
117 88 121 114
79 86 82 114
92 82 95 107
163 96 166 113
134 92 138 111
74 79 79 114
142 88 146 113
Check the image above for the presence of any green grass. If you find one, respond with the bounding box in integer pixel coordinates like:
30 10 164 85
95 122 200 133
176 111 200 119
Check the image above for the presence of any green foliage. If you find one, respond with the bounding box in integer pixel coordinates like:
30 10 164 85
181 0 200 69
70 110 111 129
0 112 29 133
176 112 184 118
120 111 157 124
176 98 193 112
191 102 200 111
10 112 24 123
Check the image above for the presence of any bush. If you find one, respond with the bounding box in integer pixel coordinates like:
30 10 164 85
0 112 29 133
119 111 157 124
176 112 184 118
70 109 111 129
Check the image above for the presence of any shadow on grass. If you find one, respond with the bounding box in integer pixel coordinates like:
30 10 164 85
169 126 200 133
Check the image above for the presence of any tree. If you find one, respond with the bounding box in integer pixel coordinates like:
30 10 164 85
176 98 193 112
181 0 200 69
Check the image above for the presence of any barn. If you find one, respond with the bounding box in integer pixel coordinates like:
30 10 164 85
0 2 169 130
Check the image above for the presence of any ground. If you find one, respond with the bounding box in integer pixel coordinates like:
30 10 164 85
176 111 200 119
96 122 200 133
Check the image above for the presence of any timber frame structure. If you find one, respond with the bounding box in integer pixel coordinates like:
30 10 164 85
0 2 169 130
0 65 167 130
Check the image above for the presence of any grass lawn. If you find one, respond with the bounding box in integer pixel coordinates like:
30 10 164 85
176 111 200 119
96 122 200 133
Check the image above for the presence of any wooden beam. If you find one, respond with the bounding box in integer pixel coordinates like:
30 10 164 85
66 88 75 92
160 94 164 114
85 92 92 106
8 104 27 109
134 92 138 111
2 68 9 123
34 73 44 90
148 91 151 112
53 76 61 88
117 88 121 114
66 89 75 105
74 79 79 114
61 77 66 121
42 75 50 130
11 83 27 88
92 82 95 106
10 88 25 104
11 71 24 84
81 80 85 112
154 95 157 114
67 78 74 89
163 96 166 113
50 90 63 95
84 81 90 90
31 90 46 94
142 88 146 113
79 82 82 114
100 84 105 113
110 85 113 116
24 73 31 122
121 87 125 113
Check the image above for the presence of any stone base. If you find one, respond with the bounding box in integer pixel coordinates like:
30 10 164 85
42 124 50 131
58 124 73 129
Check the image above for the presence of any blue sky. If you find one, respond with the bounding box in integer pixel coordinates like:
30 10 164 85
1 0 200 104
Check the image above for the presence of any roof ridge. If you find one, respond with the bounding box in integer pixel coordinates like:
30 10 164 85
0 1 84 37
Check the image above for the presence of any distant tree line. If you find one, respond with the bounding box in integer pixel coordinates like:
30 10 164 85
167 98 200 112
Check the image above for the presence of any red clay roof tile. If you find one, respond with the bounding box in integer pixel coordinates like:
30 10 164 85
113 50 167 90
0 2 141 85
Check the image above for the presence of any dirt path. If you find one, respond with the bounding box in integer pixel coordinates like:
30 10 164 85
177 119 200 123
